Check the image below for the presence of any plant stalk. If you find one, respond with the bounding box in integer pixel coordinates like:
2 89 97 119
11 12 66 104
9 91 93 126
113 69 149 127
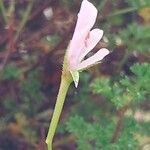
111 105 128 143
0 0 8 23
15 0 34 41
46 67 72 150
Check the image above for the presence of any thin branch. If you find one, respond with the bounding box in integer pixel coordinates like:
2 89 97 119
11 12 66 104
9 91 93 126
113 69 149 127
111 105 128 143
107 7 138 18
15 0 34 41
0 3 15 71
0 0 8 23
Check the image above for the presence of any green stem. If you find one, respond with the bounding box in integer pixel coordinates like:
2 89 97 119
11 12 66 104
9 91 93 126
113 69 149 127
0 0 8 23
15 0 34 41
46 69 72 150
107 7 138 18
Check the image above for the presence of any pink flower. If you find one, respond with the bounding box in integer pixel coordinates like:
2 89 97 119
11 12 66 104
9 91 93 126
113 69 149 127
67 0 109 87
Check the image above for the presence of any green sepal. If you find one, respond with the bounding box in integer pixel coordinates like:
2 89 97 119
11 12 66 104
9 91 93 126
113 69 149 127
70 70 79 88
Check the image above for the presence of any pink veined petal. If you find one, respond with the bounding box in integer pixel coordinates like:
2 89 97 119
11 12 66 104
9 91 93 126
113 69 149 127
79 28 103 62
68 0 98 70
77 48 109 70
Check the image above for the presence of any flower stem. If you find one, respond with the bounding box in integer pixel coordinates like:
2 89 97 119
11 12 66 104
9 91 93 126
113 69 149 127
46 68 72 150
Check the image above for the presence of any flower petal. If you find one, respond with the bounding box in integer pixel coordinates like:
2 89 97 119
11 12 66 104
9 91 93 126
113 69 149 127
77 48 109 70
79 28 103 61
68 0 98 70
75 0 97 32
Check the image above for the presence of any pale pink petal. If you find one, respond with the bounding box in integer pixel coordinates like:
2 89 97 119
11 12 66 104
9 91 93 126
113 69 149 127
68 0 98 70
75 0 97 32
77 48 109 70
79 28 103 61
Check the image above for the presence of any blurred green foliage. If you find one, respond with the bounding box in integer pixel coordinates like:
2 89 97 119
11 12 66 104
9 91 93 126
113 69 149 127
0 65 44 147
2 63 22 80
125 0 150 8
118 23 150 52
67 116 139 150
91 63 150 108
20 69 44 116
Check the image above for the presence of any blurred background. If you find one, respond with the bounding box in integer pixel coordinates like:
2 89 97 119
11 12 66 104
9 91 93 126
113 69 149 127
0 0 150 150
